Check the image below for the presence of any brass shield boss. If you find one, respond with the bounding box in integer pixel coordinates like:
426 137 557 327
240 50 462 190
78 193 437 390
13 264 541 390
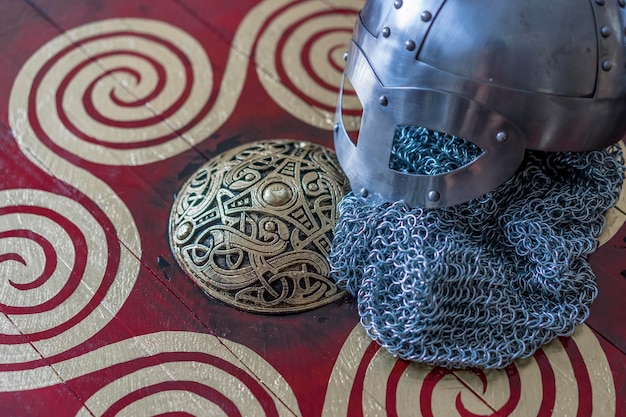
169 140 349 313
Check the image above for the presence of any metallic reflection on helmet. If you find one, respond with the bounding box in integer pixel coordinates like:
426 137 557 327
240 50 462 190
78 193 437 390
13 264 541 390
334 0 626 207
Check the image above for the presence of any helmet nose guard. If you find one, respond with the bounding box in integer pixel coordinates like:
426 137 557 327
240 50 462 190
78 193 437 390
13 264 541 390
334 0 626 208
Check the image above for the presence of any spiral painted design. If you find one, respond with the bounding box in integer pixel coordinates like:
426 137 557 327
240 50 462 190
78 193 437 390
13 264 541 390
76 361 282 417
58 332 300 417
5 2 622 415
322 324 615 417
254 0 363 130
11 18 216 165
10 7 365 166
0 189 138 364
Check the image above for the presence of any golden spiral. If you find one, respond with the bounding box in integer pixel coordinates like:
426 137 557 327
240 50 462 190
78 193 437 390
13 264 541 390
0 189 138 364
254 0 364 130
322 324 615 417
69 332 301 417
10 18 215 165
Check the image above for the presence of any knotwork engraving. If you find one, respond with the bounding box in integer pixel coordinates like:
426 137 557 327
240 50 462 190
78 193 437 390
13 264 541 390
170 140 349 313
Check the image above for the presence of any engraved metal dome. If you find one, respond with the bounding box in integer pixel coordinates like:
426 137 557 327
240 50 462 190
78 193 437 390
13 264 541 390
169 140 349 314
334 0 626 207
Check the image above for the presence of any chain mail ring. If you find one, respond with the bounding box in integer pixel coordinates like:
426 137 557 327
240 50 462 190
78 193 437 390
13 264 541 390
329 127 625 369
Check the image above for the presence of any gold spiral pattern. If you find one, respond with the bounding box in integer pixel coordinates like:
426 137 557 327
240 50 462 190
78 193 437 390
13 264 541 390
254 0 363 130
11 18 215 165
3 2 623 415
0 189 139 363
8 17 145 378
66 332 300 417
322 324 615 417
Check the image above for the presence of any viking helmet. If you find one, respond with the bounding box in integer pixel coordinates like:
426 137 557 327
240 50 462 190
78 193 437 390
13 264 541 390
334 0 626 207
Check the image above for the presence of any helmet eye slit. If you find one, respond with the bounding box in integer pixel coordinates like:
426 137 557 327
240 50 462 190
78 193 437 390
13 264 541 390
340 76 363 145
388 125 484 176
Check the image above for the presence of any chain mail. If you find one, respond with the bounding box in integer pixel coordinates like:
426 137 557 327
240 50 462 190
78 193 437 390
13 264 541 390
329 126 625 369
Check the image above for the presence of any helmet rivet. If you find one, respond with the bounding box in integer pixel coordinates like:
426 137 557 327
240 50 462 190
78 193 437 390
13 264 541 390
595 0 605 4
620 0 626 7
394 0 403 9
343 51 349 61
602 59 613 71
427 190 440 202
378 95 389 106
359 188 369 198
601 26 612 37
405 40 416 51
333 123 340 133
496 131 509 143
420 11 432 22
382 27 391 38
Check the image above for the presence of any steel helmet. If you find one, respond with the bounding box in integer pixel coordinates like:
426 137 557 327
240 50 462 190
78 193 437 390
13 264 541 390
334 0 626 207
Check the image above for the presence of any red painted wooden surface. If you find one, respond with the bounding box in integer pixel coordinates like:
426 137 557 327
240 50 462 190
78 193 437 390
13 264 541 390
0 1 623 416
